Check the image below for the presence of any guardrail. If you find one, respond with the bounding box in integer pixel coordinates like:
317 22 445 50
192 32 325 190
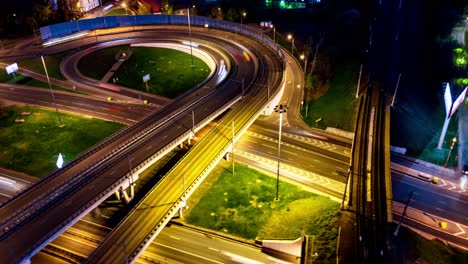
40 15 285 67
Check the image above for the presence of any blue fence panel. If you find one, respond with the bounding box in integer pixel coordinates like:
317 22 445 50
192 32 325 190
39 15 285 65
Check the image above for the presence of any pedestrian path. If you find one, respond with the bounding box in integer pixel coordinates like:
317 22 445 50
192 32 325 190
101 60 125 83
100 50 132 83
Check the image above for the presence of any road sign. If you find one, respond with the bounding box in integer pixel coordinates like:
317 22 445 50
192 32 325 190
143 74 150 82
56 153 64 169
6 63 18 75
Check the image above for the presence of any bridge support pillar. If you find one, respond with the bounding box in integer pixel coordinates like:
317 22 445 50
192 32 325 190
130 183 135 199
178 200 188 219
224 151 231 161
120 187 131 204
115 190 121 200
178 206 184 219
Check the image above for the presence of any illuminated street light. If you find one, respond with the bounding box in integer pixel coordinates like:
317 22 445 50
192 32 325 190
240 11 247 32
187 8 194 67
274 104 288 201
217 7 221 28
444 137 457 167
122 3 128 15
287 34 294 55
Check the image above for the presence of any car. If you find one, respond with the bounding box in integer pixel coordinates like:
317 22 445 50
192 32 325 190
462 165 468 175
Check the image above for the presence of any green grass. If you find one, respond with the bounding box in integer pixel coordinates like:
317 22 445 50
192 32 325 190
18 52 72 80
186 161 340 261
0 106 124 177
105 8 128 16
0 71 82 94
301 61 359 131
114 47 210 98
78 46 211 98
78 46 125 80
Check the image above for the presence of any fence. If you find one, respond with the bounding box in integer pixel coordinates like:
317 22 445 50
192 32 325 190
40 14 285 64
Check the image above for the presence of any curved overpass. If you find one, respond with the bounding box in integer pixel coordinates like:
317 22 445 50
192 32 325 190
0 20 284 263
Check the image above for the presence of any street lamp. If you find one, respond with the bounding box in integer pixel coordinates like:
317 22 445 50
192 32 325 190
240 11 246 32
217 7 221 28
122 3 128 15
40 55 63 127
287 34 294 55
274 104 288 201
444 137 457 167
187 8 194 67
300 53 308 74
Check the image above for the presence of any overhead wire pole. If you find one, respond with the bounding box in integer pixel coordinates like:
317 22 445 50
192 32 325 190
232 120 235 175
187 8 194 67
41 55 63 127
391 73 401 106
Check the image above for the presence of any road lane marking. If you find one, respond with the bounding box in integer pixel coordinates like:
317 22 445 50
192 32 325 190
170 235 180 240
153 242 223 264
283 150 297 156
208 247 220 252
0 192 11 198
454 223 466 236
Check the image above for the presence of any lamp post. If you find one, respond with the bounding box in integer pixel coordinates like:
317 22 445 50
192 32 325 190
288 34 294 55
240 11 246 32
300 53 308 78
98 0 104 16
444 137 457 167
187 8 194 67
41 55 63 127
274 104 288 201
217 7 221 28
122 3 128 15
394 191 414 236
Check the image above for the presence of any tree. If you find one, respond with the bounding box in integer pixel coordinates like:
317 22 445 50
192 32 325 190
161 0 174 15
55 0 79 22
210 7 224 20
32 1 52 26
225 8 239 22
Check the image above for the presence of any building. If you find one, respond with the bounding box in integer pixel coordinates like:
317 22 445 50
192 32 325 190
266 0 322 9
50 0 101 13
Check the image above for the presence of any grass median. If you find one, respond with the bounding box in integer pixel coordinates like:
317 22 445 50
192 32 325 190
18 52 73 80
0 106 124 177
78 46 211 98
185 161 340 262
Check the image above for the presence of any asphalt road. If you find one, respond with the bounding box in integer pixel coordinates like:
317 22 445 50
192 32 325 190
0 27 263 263
392 171 468 226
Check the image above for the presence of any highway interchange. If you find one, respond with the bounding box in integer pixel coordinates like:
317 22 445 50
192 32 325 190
0 13 467 263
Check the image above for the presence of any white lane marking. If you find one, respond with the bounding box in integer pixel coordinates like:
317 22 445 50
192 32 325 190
453 223 466 236
146 145 153 150
261 144 276 149
153 242 223 264
283 150 297 156
208 247 220 252
170 236 180 240
79 219 112 230
100 215 110 219
0 192 12 198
